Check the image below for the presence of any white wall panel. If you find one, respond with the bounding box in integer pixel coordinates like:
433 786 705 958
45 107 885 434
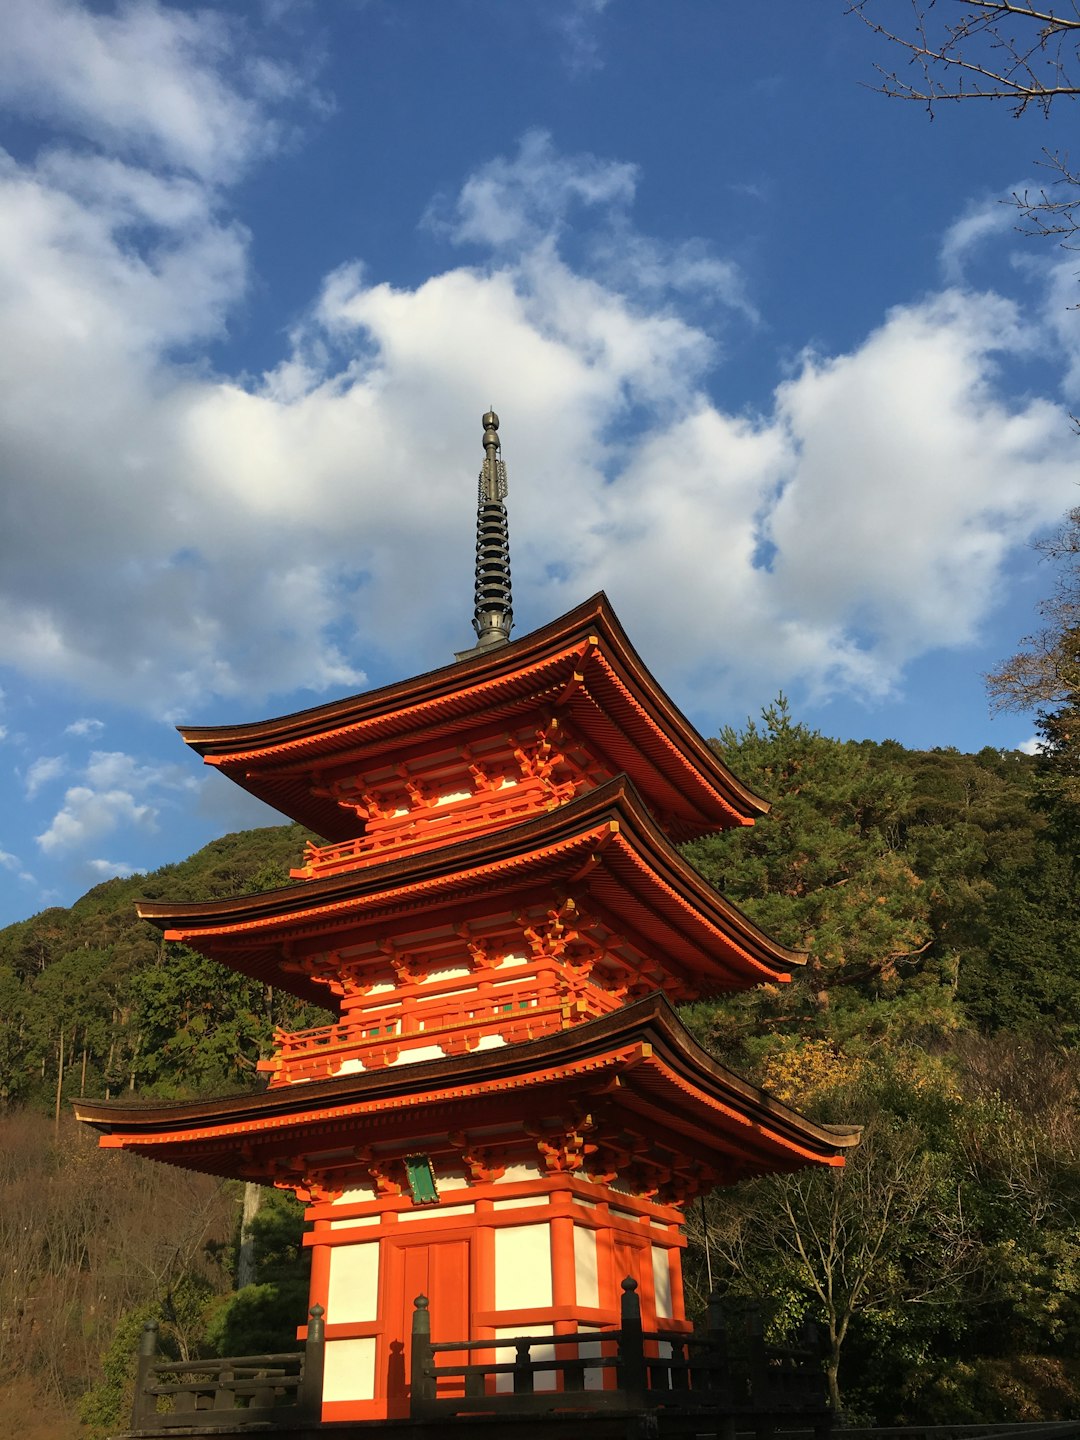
493 1324 555 1393
573 1226 599 1309
322 1337 376 1402
327 1242 379 1323
494 1223 552 1309
651 1246 672 1318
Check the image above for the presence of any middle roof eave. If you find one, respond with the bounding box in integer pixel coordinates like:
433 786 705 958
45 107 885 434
136 774 805 998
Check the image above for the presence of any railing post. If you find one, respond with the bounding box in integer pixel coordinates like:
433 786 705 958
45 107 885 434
298 1303 325 1420
411 1294 435 1417
513 1339 534 1395
698 1288 730 1399
745 1299 769 1409
618 1276 647 1406
130 1319 159 1431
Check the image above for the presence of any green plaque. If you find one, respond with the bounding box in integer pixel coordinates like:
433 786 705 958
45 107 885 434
404 1154 439 1205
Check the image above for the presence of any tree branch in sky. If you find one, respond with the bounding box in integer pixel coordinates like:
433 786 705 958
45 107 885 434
851 1 1080 114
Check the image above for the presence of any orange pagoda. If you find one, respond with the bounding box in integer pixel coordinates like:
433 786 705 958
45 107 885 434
76 411 856 1428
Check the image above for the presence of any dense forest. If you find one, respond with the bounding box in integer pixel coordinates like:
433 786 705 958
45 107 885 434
1 710 1079 1434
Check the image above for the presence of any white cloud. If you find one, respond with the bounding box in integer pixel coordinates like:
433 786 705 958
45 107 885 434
1018 736 1044 755
0 727 7 743
0 26 1076 735
65 717 105 737
84 749 197 794
24 755 67 798
430 131 752 318
0 0 297 184
940 197 1015 283
86 858 139 879
37 785 156 854
550 0 614 76
0 848 20 871
435 129 636 250
33 747 199 856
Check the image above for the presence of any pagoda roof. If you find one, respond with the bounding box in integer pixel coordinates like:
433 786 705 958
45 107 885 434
136 776 805 1008
73 994 858 1185
178 594 767 843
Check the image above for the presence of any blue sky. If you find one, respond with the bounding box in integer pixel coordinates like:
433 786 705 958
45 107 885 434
1 0 1078 926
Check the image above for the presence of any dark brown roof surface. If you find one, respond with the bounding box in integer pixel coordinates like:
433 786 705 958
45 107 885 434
73 994 858 1180
178 595 768 843
135 775 805 1007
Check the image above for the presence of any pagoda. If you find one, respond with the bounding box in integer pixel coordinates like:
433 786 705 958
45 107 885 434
76 411 856 1426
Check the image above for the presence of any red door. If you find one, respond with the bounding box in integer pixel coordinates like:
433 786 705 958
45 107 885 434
386 1237 471 1416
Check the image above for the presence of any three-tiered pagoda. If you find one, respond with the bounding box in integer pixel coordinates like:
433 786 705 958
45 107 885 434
76 412 856 1424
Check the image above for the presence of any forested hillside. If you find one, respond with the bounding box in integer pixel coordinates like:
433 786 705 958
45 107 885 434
1 717 1078 1433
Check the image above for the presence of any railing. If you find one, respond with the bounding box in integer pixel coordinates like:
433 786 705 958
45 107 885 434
128 1305 325 1432
410 1278 831 1434
292 774 573 878
258 980 618 1085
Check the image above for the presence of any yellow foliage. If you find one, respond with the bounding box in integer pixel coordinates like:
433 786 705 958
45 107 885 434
760 1039 864 1107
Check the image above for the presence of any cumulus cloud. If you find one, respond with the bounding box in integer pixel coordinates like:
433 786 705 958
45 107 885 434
86 858 139 879
34 747 198 855
65 717 105 737
37 785 156 854
430 131 751 317
0 848 20 871
434 129 637 251
0 0 299 184
0 16 1076 735
24 755 67 798
83 749 197 794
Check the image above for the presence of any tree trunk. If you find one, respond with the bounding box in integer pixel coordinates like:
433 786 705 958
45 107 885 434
826 1339 842 1414
54 1026 65 1128
236 1182 262 1289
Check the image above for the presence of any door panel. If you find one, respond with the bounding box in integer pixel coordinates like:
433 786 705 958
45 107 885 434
386 1237 470 1414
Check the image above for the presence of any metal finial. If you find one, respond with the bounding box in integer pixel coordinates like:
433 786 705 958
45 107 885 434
457 408 513 657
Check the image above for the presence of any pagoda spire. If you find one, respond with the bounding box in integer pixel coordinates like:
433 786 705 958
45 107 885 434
461 408 513 656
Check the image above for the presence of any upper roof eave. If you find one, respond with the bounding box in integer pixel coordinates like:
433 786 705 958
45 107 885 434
177 594 769 828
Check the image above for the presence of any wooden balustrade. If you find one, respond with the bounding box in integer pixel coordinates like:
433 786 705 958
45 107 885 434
410 1279 832 1436
129 1306 324 1432
291 774 572 879
259 973 611 1085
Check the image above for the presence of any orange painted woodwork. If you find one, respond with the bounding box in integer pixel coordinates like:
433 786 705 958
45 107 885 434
177 595 770 846
75 594 858 1423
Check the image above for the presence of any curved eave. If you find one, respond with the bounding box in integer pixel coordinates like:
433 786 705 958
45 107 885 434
135 775 805 1006
73 995 858 1181
178 595 768 842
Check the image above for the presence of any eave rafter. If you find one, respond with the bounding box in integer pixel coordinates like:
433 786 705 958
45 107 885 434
137 777 803 1005
178 595 768 842
75 997 856 1185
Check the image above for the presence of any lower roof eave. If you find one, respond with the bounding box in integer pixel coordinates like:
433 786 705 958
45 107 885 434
73 996 858 1183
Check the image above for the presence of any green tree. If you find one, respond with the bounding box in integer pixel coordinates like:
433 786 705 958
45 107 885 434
694 1069 972 1416
205 1189 310 1356
683 699 945 1076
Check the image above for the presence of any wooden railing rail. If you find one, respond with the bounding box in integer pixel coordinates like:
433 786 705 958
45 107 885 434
129 1304 324 1432
259 982 609 1085
411 1280 831 1429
